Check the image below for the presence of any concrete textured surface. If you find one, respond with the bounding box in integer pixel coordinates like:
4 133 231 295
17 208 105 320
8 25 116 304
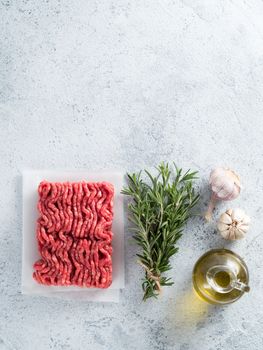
1 0 263 349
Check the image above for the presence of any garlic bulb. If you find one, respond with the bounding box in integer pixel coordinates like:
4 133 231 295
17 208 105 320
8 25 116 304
205 167 241 221
217 208 250 240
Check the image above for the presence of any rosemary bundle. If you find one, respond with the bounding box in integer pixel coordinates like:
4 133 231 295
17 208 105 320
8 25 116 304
122 163 199 301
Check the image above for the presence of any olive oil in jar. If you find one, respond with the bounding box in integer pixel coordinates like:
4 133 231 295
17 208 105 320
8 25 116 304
213 270 231 288
192 249 250 305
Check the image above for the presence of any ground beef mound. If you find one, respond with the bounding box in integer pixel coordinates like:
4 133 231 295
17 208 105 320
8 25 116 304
33 181 114 288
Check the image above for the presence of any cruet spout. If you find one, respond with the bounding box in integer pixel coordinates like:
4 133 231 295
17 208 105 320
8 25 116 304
231 279 250 293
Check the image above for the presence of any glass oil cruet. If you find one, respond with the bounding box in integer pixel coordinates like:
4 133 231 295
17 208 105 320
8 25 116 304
192 249 250 305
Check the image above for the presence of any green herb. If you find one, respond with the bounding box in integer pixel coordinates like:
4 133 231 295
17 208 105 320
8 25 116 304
121 162 200 301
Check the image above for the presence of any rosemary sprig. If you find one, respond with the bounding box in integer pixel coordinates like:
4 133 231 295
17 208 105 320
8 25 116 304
121 162 200 301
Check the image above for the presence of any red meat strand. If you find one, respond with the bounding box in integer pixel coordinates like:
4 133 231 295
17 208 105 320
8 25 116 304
33 181 114 288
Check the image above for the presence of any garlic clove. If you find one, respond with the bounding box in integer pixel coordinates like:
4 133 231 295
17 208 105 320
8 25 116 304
226 169 241 186
220 229 230 239
209 168 226 184
218 212 232 225
231 208 246 222
217 222 229 232
216 181 235 200
239 224 249 233
235 229 246 239
226 208 233 216
210 173 232 191
210 174 226 190
226 185 241 201
228 234 236 241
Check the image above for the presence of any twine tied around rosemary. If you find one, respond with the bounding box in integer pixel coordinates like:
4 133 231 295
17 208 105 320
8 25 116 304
137 260 162 293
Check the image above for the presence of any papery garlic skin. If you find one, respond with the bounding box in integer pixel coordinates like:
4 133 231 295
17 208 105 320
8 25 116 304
217 208 250 240
210 168 241 201
205 167 241 221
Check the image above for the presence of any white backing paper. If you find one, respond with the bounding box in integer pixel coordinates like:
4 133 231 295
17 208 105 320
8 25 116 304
22 170 124 302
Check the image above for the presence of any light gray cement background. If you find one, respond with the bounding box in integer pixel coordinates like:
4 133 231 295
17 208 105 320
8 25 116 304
1 0 263 349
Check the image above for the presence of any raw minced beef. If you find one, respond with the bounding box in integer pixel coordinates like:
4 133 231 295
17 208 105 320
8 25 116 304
33 181 114 288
